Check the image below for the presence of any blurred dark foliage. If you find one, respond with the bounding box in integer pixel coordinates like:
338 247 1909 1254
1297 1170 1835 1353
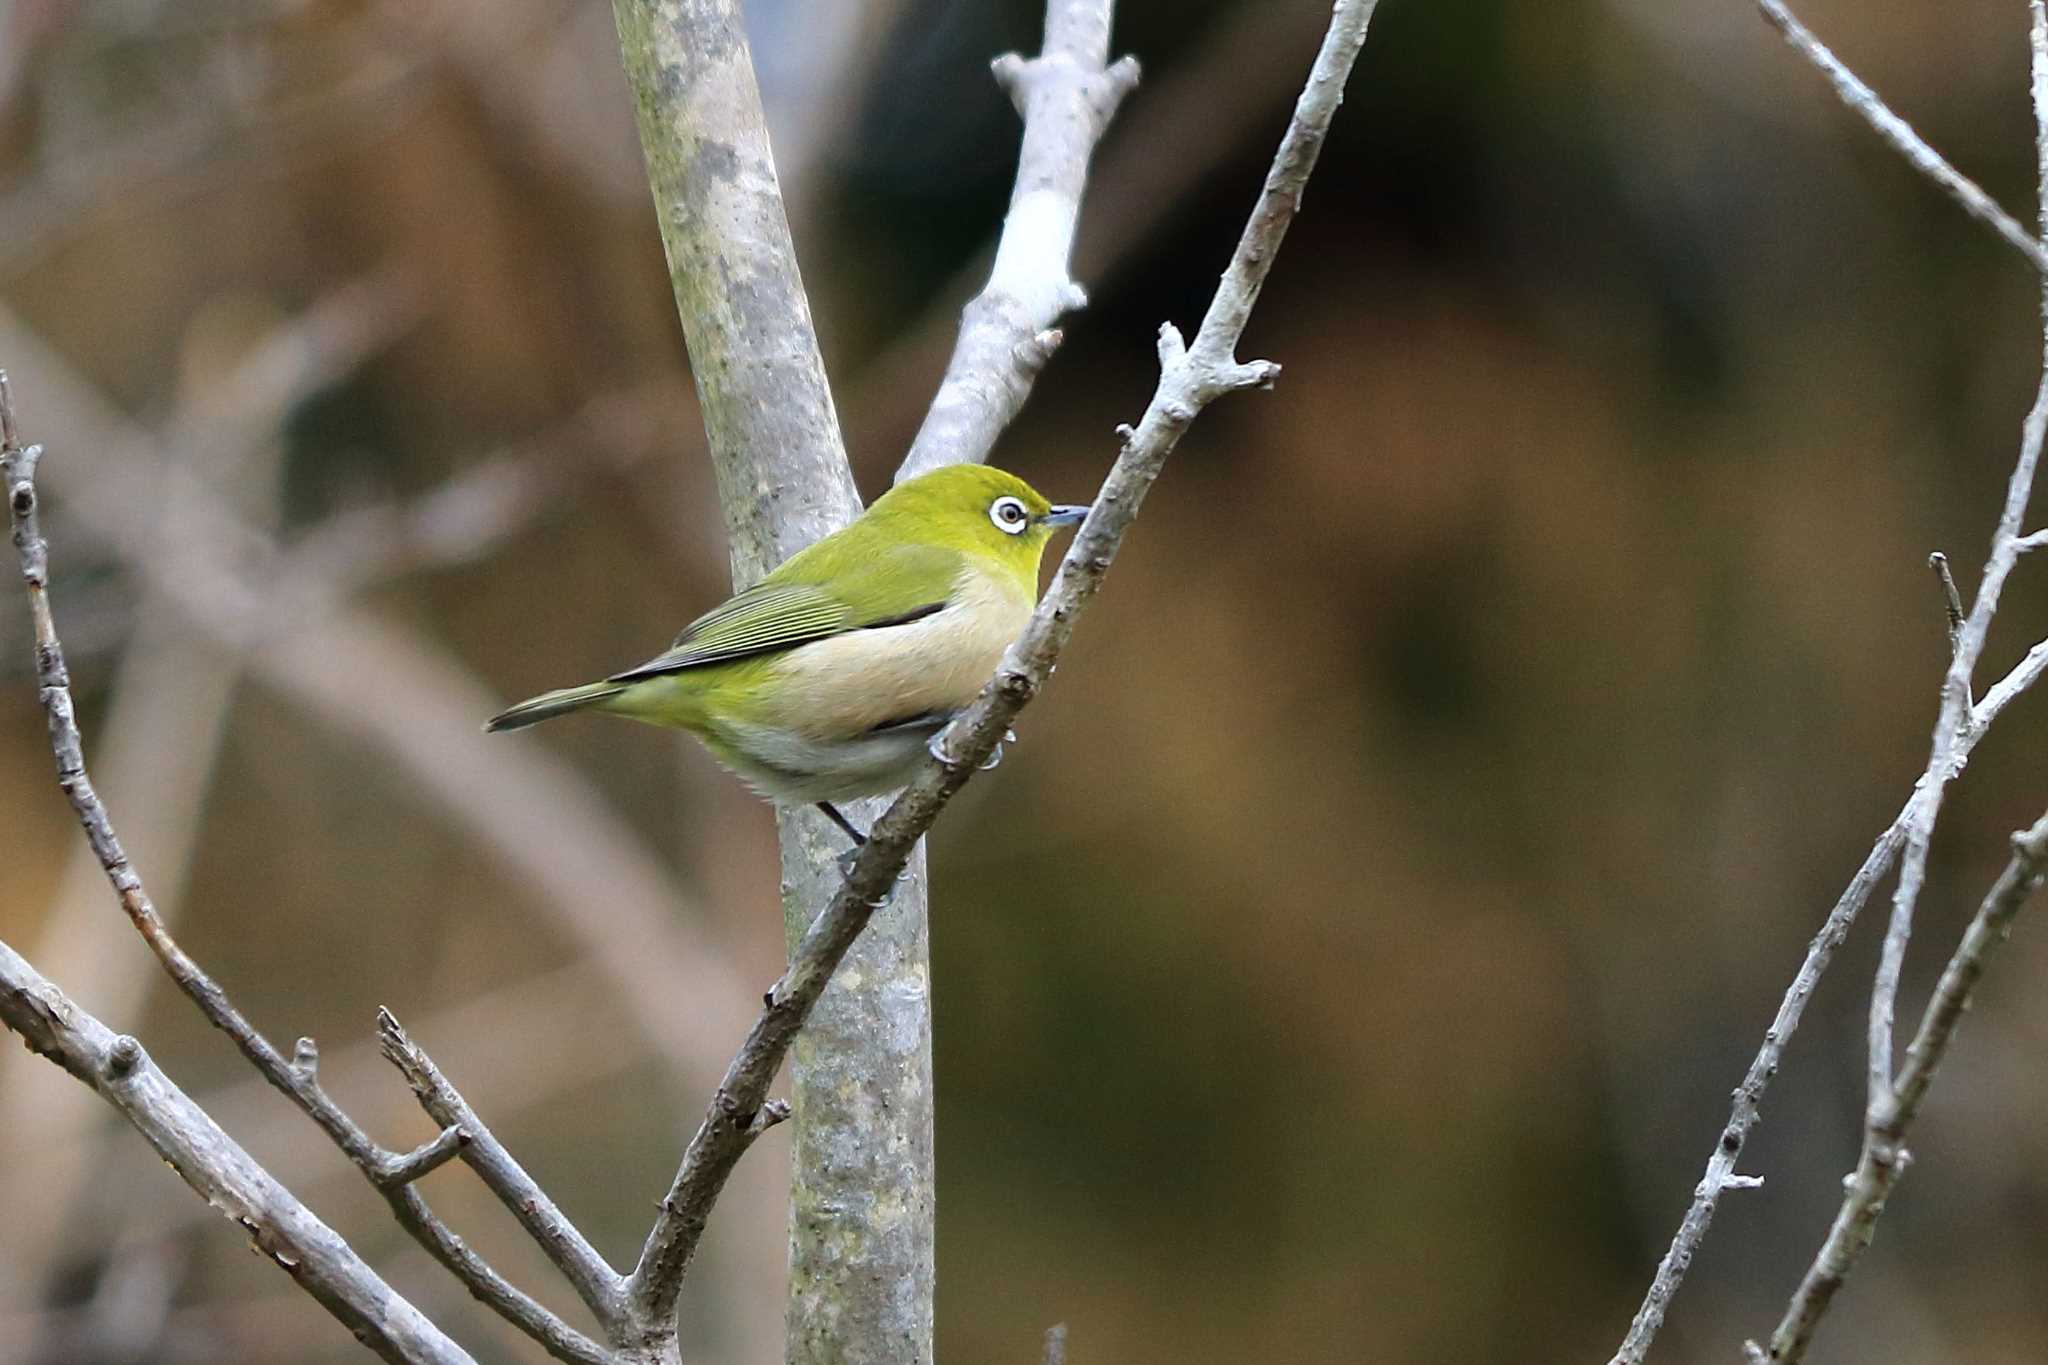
4 0 2048 1362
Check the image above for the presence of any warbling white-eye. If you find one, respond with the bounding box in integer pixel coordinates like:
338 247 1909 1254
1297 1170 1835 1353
486 464 1088 848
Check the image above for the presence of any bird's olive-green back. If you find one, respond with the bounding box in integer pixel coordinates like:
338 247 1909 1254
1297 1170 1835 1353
609 465 1061 683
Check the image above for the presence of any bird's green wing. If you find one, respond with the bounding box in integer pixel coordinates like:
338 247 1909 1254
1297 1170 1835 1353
607 541 960 682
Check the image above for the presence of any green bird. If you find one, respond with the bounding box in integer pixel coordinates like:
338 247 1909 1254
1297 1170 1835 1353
486 464 1088 848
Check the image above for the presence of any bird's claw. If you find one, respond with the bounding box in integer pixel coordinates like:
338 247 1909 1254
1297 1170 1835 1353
927 726 1015 770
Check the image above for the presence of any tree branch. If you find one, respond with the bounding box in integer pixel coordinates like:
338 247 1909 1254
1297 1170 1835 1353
1755 812 2048 1362
377 1009 627 1323
2 382 618 1365
1606 812 1905 1365
1868 0 2048 1128
620 0 1383 1329
1611 7 2048 1360
608 2 933 1357
1757 0 2048 275
0 300 762 1109
895 2 1141 481
0 938 475 1365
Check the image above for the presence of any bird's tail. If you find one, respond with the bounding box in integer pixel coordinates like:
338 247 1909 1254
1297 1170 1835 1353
483 681 627 732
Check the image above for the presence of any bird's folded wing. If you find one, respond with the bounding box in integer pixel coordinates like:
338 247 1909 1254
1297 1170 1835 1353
607 543 958 682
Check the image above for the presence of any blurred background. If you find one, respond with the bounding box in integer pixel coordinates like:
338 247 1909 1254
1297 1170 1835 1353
3 0 2048 1361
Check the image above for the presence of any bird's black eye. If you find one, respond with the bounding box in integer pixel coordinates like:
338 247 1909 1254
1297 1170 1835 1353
989 496 1029 534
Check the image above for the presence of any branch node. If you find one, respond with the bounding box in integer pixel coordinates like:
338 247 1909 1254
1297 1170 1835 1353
292 1035 320 1081
1015 329 1065 377
747 1099 792 1136
1222 358 1283 392
1102 54 1143 99
991 52 1030 112
103 1034 143 1082
1156 322 1188 369
372 1125 469 1189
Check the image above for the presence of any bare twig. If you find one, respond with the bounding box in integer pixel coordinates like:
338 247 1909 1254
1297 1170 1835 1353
1607 814 1907 1365
0 273 410 1309
1755 812 2048 1361
1042 1322 1069 1365
621 0 1382 1329
1869 0 2048 1123
1613 7 2048 1361
1757 0 2048 275
1927 552 1963 657
0 302 759 1101
1 385 616 1365
895 2 1141 481
0 939 475 1365
377 1009 626 1323
1758 12 2048 1361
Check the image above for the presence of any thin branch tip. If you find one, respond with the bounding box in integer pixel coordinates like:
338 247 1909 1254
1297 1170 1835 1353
1756 0 2048 274
1156 322 1188 366
748 1099 792 1136
1927 551 1964 652
990 51 1029 106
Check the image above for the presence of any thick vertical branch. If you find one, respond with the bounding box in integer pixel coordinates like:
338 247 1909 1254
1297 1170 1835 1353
623 0 1380 1339
607 3 936 1359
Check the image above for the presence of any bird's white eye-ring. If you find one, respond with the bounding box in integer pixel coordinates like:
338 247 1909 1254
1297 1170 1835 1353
989 495 1030 535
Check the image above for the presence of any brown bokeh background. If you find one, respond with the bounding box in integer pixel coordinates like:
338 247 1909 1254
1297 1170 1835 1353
5 1 2048 1362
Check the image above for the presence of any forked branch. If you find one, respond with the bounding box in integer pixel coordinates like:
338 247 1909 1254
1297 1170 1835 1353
1610 5 2048 1361
1 382 618 1365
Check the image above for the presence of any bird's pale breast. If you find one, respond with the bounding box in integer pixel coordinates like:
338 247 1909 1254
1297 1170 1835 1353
759 563 1031 737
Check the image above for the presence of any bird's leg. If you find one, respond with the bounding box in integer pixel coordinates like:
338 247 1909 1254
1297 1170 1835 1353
817 801 868 847
817 801 870 877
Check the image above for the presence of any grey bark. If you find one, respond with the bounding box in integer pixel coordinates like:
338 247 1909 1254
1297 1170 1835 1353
621 0 1380 1358
0 931 473 1365
4 423 620 1365
606 3 937 1358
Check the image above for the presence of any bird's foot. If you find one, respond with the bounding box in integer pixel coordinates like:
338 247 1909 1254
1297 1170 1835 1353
926 726 1017 770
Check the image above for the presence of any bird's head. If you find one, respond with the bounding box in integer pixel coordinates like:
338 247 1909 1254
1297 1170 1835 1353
869 465 1088 576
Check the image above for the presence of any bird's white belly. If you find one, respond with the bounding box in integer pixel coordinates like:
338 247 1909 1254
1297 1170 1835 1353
720 718 945 803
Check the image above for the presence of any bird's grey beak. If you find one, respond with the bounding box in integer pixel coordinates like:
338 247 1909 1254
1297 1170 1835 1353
1037 504 1090 527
